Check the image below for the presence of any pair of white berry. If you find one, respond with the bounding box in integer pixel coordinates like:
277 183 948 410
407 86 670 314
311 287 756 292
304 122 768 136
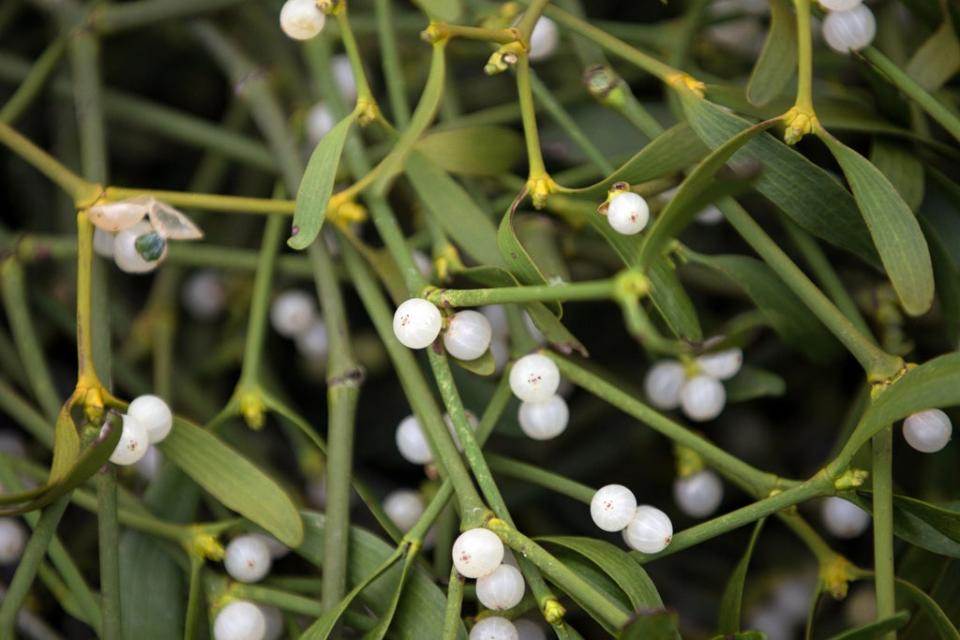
590 485 673 554
510 354 569 440
213 600 283 640
393 299 495 362
643 341 742 422
453 529 527 619
270 290 328 362
819 0 875 54
109 395 173 466
223 533 287 584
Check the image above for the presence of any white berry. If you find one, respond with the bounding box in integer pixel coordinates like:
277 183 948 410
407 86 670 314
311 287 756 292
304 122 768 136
903 409 952 453
331 54 357 101
93 228 115 258
396 415 432 464
260 605 283 640
114 223 164 274
695 204 724 225
393 298 442 349
109 414 150 466
821 497 870 539
606 192 650 235
224 535 273 583
819 0 862 11
624 505 673 554
528 17 559 62
696 343 743 380
127 394 173 444
452 528 504 579
295 319 328 361
514 620 547 640
590 484 637 532
822 5 875 53
0 518 26 564
279 0 325 41
518 395 569 440
509 354 560 403
644 360 686 410
214 601 267 640
412 250 433 279
482 305 509 337
443 310 493 361
306 102 334 145
134 446 163 481
680 375 726 422
673 470 723 518
182 270 226 320
383 489 425 532
250 533 289 559
476 563 526 610
470 616 519 640
270 290 316 338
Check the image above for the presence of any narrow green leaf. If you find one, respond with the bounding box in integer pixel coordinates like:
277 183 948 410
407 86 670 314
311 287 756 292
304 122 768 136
49 405 79 484
159 417 304 546
361 550 418 640
682 98 878 264
450 349 496 376
921 216 960 348
618 610 680 640
406 152 503 267
717 518 766 634
415 126 523 176
725 366 786 402
538 536 667 611
497 206 562 316
647 260 703 342
545 547 631 633
682 252 840 362
746 0 796 106
849 492 960 558
558 123 708 198
410 0 461 22
820 130 934 316
637 114 774 267
288 112 356 250
905 18 960 92
516 215 571 284
896 577 960 639
826 611 911 640
870 139 925 213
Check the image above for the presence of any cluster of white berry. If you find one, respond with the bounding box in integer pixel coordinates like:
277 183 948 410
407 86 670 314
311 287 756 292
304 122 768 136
212 533 288 639
509 354 569 440
451 529 528 640
819 0 875 53
108 395 173 466
90 196 202 274
643 340 742 422
270 290 329 366
392 298 498 365
590 484 673 554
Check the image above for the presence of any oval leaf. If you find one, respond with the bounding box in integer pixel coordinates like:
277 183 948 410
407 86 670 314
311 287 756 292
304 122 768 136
415 126 523 176
717 519 766 634
746 0 797 106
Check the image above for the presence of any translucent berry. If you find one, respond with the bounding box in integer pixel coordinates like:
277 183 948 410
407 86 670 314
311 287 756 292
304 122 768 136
306 102 334 145
528 17 559 62
518 395 569 440
109 414 150 466
903 409 952 453
93 228 115 258
673 470 723 518
476 563 526 610
127 394 173 444
821 497 870 538
509 354 561 403
822 5 875 53
514 620 547 640
295 319 328 361
224 535 273 583
590 484 638 532
680 375 726 422
279 0 326 41
0 518 26 564
819 0 862 12
250 533 289 559
607 192 650 235
213 600 267 640
452 528 504 578
470 616 519 640
182 270 226 320
696 341 743 380
393 298 442 349
644 360 686 410
260 605 284 640
443 310 493 361
270 290 316 338
114 223 164 274
383 489 425 532
624 505 673 554
396 415 432 464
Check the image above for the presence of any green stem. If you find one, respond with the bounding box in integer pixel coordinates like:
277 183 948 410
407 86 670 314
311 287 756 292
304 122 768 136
334 7 377 107
517 0 552 40
0 37 66 124
238 214 284 387
620 294 686 356
374 0 410 127
871 427 896 639
97 467 121 639
859 47 960 144
0 119 93 202
515 55 547 180
441 568 465 640
793 0 814 112
184 554 205 640
430 278 615 307
94 0 244 33
717 199 903 382
105 186 291 215
486 453 595 503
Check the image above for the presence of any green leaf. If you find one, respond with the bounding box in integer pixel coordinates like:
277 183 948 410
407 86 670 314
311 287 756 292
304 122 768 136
682 252 840 362
921 216 960 348
410 0 461 22
647 259 703 342
746 0 796 106
725 366 786 402
618 610 680 640
159 417 304 547
450 349 496 377
717 518 766 634
870 139 925 213
709 633 765 640
827 612 912 640
361 550 418 640
845 352 960 452
49 405 79 484
896 577 960 639
682 98 878 264
537 536 667 611
414 126 523 176
516 215 571 284
406 152 503 267
545 547 631 633
557 123 708 198
288 112 356 250
820 130 934 316
297 511 465 640
905 18 960 92
850 492 960 558
637 113 774 268
497 206 562 316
